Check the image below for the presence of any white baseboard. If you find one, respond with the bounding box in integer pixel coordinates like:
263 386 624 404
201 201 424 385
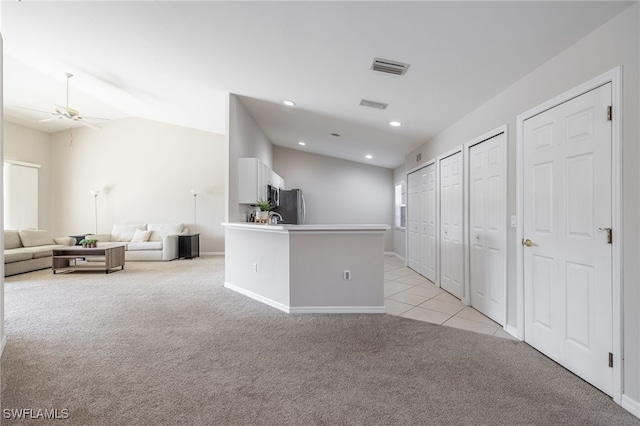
0 334 6 357
201 252 224 256
384 251 405 262
224 282 290 313
224 282 386 315
622 395 640 419
289 306 386 314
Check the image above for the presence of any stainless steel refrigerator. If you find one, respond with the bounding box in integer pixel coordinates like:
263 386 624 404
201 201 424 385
274 189 305 224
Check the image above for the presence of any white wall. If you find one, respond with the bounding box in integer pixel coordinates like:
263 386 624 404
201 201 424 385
3 121 52 232
48 117 226 253
403 3 640 408
0 33 5 357
226 94 274 222
393 164 406 259
273 146 394 251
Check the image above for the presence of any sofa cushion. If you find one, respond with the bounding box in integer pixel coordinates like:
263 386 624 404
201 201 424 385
4 251 33 263
18 229 55 247
111 224 146 242
127 241 163 251
5 230 23 250
148 223 184 242
24 245 59 259
131 229 152 242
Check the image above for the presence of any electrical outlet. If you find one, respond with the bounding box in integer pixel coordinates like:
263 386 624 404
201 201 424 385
252 263 258 273
343 270 351 280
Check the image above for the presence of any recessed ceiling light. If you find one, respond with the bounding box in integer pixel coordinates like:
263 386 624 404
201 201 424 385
283 100 296 106
298 141 306 146
365 154 373 159
389 121 402 127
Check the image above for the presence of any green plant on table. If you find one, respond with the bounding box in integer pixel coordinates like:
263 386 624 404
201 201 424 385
79 238 99 248
256 199 273 212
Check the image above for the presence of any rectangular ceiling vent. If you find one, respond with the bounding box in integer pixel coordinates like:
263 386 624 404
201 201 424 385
360 99 388 110
371 58 410 76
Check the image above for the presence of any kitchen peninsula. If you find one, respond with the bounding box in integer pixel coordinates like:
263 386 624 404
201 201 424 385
222 223 390 313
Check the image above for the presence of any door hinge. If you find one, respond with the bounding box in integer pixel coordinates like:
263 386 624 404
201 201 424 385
607 106 612 121
609 352 613 368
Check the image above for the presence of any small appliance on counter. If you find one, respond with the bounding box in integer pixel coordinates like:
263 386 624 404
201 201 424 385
274 189 305 224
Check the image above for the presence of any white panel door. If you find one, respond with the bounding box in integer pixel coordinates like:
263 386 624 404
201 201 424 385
407 170 421 272
469 133 506 325
523 83 612 395
439 151 464 299
420 164 437 282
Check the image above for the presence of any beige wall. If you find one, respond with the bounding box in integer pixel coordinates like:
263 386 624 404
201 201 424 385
403 4 639 406
273 146 394 251
3 121 53 232
47 117 226 252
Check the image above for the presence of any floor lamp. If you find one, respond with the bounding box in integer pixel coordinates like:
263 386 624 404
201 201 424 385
190 190 197 233
89 190 100 234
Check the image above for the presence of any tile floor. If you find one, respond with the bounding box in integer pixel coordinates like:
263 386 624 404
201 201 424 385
384 254 514 339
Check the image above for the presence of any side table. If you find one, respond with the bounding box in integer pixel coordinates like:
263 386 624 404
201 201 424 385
70 234 88 246
179 234 200 259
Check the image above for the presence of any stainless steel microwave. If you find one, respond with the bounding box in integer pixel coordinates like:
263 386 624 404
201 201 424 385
267 184 280 207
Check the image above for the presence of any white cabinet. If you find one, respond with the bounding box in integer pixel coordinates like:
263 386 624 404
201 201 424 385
270 170 284 189
238 158 284 204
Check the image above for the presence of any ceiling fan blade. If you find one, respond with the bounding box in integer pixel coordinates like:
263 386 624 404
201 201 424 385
82 115 112 121
13 105 52 115
39 116 62 123
76 119 101 130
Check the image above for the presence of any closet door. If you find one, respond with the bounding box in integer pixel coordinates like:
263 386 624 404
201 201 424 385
469 133 506 325
439 151 464 299
420 163 437 282
407 170 421 272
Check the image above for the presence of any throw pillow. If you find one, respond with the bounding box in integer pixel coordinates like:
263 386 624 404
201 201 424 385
147 223 184 241
4 230 22 250
18 229 55 247
111 224 147 242
131 229 152 242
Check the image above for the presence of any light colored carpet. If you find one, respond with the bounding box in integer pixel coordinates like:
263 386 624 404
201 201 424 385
1 256 638 425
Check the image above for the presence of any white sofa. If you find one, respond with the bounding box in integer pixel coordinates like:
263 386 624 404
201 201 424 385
90 223 187 261
4 229 76 276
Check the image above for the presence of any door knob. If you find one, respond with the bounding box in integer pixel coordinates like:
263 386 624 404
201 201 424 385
598 227 612 244
522 238 533 247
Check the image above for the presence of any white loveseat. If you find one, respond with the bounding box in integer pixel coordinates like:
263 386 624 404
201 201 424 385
90 223 187 261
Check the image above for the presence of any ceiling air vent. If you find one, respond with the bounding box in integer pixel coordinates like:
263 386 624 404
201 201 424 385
371 57 410 76
360 99 388 110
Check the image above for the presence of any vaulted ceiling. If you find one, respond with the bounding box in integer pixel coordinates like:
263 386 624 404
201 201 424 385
2 1 633 168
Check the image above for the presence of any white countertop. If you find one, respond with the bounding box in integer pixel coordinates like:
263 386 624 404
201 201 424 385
222 222 390 232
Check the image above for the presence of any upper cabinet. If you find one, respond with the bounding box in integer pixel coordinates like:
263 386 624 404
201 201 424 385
238 158 284 204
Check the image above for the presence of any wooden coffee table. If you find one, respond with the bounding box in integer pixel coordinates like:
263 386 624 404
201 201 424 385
52 243 126 274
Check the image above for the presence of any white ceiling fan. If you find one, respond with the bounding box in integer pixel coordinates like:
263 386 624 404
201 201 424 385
19 72 107 130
